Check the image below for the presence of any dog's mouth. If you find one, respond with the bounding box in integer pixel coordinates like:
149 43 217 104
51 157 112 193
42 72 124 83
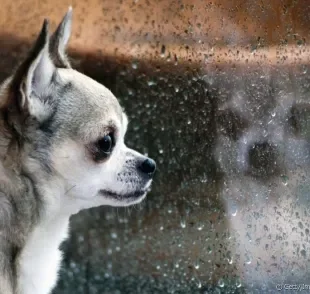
99 189 148 201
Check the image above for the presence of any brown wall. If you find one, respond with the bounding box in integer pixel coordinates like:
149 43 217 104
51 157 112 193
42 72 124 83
1 0 310 67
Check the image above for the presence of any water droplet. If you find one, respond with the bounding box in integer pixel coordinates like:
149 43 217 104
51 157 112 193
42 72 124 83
281 175 288 186
194 261 200 269
147 80 156 86
231 204 238 217
160 45 166 58
245 254 252 264
196 279 202 288
127 89 134 96
218 278 225 288
235 278 242 288
166 52 171 62
131 61 138 69
263 130 268 137
197 223 204 231
246 232 252 243
159 226 164 231
111 232 117 239
271 112 276 117
187 120 192 125
159 149 164 154
200 176 208 183
226 251 233 264
180 220 186 228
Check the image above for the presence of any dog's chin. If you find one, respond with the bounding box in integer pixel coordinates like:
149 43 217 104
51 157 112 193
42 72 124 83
98 189 148 207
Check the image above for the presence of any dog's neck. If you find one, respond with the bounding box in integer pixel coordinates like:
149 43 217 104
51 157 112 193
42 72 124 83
15 185 71 294
1 167 73 294
0 150 76 244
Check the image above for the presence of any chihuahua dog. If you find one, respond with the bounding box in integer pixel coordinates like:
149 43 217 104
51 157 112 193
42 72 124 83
0 8 156 294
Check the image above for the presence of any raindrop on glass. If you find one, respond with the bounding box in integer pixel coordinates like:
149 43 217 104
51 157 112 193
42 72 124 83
180 219 186 229
131 61 138 69
281 175 288 186
160 45 166 58
147 80 156 86
231 204 238 217
197 223 204 231
245 253 252 264
218 278 225 288
235 278 242 288
194 261 200 269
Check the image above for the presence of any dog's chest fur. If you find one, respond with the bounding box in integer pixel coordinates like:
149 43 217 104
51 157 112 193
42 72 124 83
17 214 69 294
0 169 69 294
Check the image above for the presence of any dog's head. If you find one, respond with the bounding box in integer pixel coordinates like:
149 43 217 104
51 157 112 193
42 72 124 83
0 9 156 212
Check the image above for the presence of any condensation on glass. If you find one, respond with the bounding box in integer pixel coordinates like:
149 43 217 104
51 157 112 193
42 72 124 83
1 0 310 293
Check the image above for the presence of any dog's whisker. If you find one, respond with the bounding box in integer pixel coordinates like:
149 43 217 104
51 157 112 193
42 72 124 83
64 185 77 195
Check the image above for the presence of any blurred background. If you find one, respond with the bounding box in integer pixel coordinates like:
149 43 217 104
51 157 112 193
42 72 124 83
1 0 310 293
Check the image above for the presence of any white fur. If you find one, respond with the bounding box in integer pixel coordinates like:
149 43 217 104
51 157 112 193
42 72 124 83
17 215 69 294
16 137 149 294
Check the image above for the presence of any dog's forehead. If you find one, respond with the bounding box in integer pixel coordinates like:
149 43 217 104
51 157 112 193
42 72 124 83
57 68 122 114
55 69 125 139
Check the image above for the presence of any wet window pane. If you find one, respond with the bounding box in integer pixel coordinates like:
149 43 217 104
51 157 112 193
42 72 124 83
1 0 310 293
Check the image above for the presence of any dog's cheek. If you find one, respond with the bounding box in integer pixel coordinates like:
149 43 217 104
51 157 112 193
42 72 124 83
50 140 101 193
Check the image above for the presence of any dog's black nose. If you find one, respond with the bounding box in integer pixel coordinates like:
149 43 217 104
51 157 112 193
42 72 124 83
139 158 156 176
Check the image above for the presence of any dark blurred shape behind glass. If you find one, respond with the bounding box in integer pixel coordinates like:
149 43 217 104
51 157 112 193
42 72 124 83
1 0 310 293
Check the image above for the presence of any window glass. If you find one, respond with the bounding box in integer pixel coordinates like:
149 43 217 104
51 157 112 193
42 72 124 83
1 1 309 293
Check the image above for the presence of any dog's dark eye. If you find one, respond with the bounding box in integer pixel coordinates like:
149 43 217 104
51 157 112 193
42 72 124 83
90 132 115 162
97 133 114 154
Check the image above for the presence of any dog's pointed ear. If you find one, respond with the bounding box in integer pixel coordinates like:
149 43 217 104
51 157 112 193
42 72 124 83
10 19 55 121
49 7 72 68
